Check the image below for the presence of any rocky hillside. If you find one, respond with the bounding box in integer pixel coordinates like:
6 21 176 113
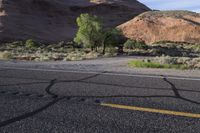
0 0 150 43
118 11 200 44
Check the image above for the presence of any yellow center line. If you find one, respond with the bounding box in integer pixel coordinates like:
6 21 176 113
101 103 200 119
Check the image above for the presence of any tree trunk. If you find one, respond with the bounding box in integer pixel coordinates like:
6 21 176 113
102 34 111 55
102 40 106 55
118 45 124 54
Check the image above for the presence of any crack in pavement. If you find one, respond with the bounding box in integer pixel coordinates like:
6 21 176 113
163 76 200 105
0 72 105 128
1 73 200 128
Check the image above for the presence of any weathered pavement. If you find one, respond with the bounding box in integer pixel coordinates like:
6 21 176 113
1 57 200 78
0 58 200 132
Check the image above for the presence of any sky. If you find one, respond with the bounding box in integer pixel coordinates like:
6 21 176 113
138 0 200 13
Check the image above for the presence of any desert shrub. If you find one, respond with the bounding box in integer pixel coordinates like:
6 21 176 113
190 44 200 53
0 51 13 59
58 41 65 47
124 39 148 50
35 56 50 61
103 52 114 57
65 51 85 61
66 41 81 48
189 57 200 69
153 40 174 44
105 47 118 56
176 57 191 64
9 41 24 47
25 39 39 48
153 55 178 64
148 49 162 56
163 43 177 49
39 56 51 61
149 56 200 69
124 40 136 49
85 51 99 59
137 40 148 49
34 52 53 61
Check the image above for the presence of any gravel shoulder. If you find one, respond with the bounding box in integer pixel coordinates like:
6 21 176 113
0 56 200 78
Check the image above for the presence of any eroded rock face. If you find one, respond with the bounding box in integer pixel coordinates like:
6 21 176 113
0 0 150 43
118 11 200 44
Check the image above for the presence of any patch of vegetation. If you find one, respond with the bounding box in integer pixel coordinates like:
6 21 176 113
153 43 200 57
139 10 200 19
152 40 191 45
102 28 123 54
128 60 187 70
124 41 200 57
0 51 13 60
74 13 102 51
0 13 199 63
128 55 200 70
25 39 39 48
124 39 148 50
152 56 200 69
74 13 122 54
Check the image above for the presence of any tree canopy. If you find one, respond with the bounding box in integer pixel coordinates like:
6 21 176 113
74 13 103 50
74 13 122 53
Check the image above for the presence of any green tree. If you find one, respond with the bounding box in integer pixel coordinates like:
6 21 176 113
74 13 103 51
101 28 122 54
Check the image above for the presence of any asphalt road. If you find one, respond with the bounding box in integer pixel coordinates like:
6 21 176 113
0 67 200 133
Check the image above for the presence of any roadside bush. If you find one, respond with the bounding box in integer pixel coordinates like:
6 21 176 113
85 51 99 59
128 60 187 69
25 39 39 48
148 49 162 56
149 56 200 69
124 40 136 49
58 41 65 47
190 44 200 53
9 41 24 48
189 57 200 69
176 57 191 64
0 51 13 59
153 55 178 65
35 55 51 61
65 51 85 61
105 47 118 56
124 39 148 50
66 41 81 48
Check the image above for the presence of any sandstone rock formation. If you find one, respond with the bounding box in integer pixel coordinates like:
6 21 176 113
0 0 150 43
118 11 200 44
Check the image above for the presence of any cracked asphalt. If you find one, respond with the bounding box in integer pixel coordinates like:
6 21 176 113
1 59 200 133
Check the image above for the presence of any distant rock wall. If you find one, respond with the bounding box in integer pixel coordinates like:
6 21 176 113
0 0 150 43
118 11 200 44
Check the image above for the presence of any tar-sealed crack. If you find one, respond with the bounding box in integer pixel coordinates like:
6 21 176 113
0 73 105 128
